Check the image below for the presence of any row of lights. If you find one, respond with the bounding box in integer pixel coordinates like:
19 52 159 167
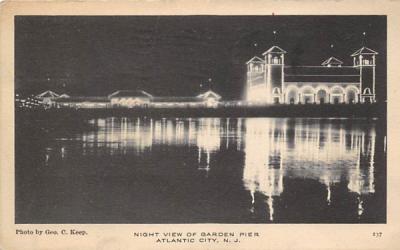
15 94 43 109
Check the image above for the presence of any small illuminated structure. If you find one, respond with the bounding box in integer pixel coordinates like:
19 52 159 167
150 90 221 108
246 46 379 104
36 90 60 106
108 90 152 108
197 90 221 108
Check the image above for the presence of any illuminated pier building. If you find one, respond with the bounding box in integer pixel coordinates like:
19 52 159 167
34 90 222 109
30 46 379 109
246 46 378 104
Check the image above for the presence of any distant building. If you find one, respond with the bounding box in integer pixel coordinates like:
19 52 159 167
108 90 153 108
36 90 60 106
35 90 222 109
150 90 221 108
54 97 110 109
246 46 378 104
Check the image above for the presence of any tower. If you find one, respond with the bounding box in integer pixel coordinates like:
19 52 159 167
262 46 286 104
246 56 267 102
351 47 378 103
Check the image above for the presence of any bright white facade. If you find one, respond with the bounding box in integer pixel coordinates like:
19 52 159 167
246 46 378 104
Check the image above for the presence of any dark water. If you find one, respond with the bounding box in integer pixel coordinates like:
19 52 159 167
16 117 386 223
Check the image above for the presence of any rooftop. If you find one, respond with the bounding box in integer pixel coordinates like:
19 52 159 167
197 90 221 100
262 46 287 55
55 96 109 103
151 97 204 102
321 57 343 66
36 90 60 98
284 66 360 83
351 47 378 56
246 56 265 64
108 90 153 98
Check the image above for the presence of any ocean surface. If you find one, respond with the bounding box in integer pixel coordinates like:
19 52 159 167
15 117 386 223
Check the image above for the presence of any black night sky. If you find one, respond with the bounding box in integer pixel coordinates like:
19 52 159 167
15 16 386 101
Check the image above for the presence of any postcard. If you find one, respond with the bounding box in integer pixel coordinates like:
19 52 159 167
1 1 399 249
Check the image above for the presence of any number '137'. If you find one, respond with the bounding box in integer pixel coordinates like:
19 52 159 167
372 232 383 237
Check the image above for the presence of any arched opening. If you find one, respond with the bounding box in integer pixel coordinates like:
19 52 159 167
345 87 359 104
330 87 344 104
362 88 373 104
272 87 281 104
333 97 340 104
316 89 328 104
300 86 315 104
286 87 299 105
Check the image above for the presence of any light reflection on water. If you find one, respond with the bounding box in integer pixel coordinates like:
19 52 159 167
243 118 375 221
40 117 382 223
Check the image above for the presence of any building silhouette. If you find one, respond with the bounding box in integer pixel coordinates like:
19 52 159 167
34 89 222 109
27 45 380 109
246 46 378 104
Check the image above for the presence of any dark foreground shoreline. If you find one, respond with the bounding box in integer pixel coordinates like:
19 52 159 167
17 103 386 119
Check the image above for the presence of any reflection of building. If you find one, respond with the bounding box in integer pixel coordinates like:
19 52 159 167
242 118 377 220
197 118 221 172
35 90 221 109
81 117 221 157
53 117 377 220
246 46 378 104
243 119 284 221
